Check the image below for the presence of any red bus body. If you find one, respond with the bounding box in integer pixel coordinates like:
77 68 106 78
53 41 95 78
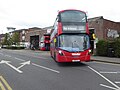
50 9 91 62
40 33 50 51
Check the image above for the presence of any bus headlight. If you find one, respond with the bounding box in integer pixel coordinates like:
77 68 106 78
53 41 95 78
58 50 64 56
88 49 92 54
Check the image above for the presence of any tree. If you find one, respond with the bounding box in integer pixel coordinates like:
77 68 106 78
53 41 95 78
2 33 12 45
12 32 20 45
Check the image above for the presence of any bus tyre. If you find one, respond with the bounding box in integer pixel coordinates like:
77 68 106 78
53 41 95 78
54 53 58 62
50 51 53 58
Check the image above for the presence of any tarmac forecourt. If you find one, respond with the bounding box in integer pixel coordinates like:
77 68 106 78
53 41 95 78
0 76 12 90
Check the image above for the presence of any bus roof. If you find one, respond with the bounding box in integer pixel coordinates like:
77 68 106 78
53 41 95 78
58 9 86 14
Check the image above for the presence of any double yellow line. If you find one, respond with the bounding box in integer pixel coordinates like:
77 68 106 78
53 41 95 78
0 76 12 90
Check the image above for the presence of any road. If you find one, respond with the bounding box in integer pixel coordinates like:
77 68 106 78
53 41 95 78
0 49 120 90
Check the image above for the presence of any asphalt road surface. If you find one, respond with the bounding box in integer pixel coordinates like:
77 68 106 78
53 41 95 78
0 49 120 90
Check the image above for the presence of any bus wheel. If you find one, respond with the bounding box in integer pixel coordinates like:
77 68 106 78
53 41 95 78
50 51 53 58
54 52 56 60
54 52 58 62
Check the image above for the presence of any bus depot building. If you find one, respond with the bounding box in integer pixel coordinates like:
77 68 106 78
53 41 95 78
13 27 47 49
18 27 52 49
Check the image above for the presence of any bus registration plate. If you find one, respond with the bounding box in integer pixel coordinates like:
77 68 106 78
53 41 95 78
72 60 80 62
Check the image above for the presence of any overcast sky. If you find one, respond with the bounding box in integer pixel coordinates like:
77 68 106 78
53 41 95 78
0 0 120 34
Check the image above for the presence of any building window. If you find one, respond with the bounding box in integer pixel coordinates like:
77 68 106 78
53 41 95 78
22 30 25 34
22 36 25 41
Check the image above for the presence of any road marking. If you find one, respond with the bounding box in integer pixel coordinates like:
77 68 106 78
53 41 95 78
0 76 12 90
100 84 118 90
32 63 60 74
5 55 11 58
14 57 25 61
0 60 23 73
4 61 23 73
100 71 120 74
88 66 120 90
115 81 120 84
0 81 5 90
17 61 30 69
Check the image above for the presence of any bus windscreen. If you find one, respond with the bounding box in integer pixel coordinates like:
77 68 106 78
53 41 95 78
60 10 86 23
59 34 90 52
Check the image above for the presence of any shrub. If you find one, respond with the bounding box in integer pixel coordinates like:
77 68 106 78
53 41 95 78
96 38 120 57
96 40 108 56
113 39 120 57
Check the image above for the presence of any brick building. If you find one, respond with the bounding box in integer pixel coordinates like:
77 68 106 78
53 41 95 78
88 16 120 54
19 27 47 49
88 16 120 40
8 27 47 49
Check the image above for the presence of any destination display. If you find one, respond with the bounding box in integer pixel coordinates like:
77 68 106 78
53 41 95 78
63 25 86 33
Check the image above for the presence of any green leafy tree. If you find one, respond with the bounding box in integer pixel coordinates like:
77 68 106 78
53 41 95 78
2 33 12 45
12 32 20 45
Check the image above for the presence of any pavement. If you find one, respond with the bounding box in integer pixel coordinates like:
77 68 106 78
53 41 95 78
91 55 120 64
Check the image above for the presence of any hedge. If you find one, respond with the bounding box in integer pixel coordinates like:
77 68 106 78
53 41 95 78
113 39 120 57
96 39 120 57
96 40 108 56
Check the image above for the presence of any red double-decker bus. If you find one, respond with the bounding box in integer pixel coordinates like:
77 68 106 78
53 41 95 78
50 9 91 62
40 33 50 51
